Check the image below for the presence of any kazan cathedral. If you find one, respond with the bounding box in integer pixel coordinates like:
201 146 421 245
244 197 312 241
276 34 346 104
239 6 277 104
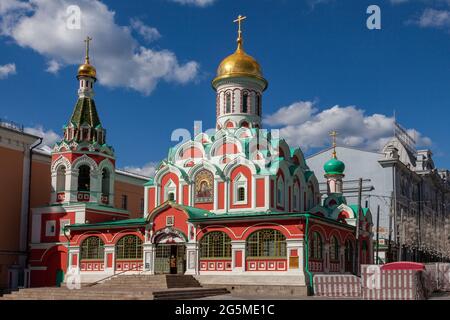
29 18 373 289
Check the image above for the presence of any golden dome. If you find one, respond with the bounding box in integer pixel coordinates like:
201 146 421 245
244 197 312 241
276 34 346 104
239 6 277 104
77 36 97 79
212 16 267 90
77 61 96 79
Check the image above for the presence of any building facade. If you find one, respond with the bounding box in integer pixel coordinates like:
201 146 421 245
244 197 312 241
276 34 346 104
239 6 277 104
307 130 450 264
27 21 373 289
0 50 147 291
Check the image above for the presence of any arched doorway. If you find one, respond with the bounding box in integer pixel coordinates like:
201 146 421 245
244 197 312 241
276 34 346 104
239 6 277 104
153 228 186 274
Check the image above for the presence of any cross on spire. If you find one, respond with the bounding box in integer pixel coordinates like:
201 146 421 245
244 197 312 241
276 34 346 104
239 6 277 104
84 36 92 63
233 14 247 50
329 130 338 159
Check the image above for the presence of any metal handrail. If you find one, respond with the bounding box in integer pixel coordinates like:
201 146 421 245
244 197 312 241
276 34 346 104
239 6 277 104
85 264 144 287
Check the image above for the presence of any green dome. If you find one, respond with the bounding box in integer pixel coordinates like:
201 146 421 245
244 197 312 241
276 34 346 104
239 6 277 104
324 157 345 175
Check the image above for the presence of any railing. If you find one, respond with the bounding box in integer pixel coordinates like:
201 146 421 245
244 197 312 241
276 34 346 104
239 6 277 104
0 118 24 132
85 263 144 288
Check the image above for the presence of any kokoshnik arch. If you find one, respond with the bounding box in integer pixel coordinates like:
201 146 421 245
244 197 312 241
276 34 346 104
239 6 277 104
28 16 373 287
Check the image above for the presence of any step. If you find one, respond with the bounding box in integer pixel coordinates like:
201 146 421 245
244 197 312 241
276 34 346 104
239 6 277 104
153 288 229 300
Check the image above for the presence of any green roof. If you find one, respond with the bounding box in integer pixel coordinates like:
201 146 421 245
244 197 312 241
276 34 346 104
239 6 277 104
144 177 155 186
67 217 146 230
324 157 345 175
69 97 101 128
349 205 370 217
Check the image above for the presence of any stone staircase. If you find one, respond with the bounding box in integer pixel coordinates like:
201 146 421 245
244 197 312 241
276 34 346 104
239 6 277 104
0 275 229 300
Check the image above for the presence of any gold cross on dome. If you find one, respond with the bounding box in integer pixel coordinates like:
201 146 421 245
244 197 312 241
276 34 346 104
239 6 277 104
329 130 338 158
233 14 247 36
84 36 92 62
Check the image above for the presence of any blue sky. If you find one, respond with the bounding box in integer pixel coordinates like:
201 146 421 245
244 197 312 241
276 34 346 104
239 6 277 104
0 0 449 175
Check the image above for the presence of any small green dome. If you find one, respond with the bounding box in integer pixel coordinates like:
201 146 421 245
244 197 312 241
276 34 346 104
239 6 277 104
324 157 345 175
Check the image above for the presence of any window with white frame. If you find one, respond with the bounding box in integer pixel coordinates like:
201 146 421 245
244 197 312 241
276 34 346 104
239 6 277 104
166 216 174 226
164 179 177 202
46 220 56 237
59 219 71 236
233 173 247 204
276 176 284 207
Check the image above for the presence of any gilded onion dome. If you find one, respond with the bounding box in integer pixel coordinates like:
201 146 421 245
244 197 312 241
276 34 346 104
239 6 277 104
212 15 267 90
77 36 97 80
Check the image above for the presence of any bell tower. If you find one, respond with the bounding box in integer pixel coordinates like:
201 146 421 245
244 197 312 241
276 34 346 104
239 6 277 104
50 37 116 206
212 15 268 130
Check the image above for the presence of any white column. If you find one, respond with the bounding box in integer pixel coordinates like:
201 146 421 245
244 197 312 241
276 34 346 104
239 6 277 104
185 242 198 275
50 172 58 203
224 180 229 212
286 240 306 284
67 247 80 273
251 175 256 210
104 245 115 275
68 169 79 202
143 243 155 274
213 179 219 211
264 176 270 211
90 169 101 204
231 240 246 273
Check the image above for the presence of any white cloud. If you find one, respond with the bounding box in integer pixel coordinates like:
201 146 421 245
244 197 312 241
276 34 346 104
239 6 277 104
45 59 62 74
415 8 450 28
0 0 31 14
0 63 16 79
263 101 317 126
130 18 161 43
390 0 410 4
24 125 61 148
122 161 158 177
264 101 432 152
0 0 199 95
170 0 216 7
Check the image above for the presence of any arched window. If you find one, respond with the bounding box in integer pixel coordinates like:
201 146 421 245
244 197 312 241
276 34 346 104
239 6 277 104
246 229 286 258
168 192 175 201
78 165 90 192
330 236 340 261
116 235 143 260
310 231 323 260
101 168 110 196
56 166 66 192
200 232 231 258
276 176 284 207
233 173 247 204
345 240 354 272
238 187 245 202
80 236 104 260
225 92 231 113
242 92 249 113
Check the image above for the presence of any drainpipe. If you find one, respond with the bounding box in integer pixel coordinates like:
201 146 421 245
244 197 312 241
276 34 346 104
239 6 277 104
24 137 43 284
304 214 314 295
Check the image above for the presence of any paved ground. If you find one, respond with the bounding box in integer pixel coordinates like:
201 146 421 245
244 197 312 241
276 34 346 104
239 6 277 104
197 292 450 300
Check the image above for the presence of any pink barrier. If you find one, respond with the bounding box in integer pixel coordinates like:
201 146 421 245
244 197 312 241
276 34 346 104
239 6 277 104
361 265 427 300
313 274 361 298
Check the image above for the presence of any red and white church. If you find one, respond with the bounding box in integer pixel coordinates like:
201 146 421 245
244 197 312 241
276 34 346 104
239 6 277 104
29 20 373 288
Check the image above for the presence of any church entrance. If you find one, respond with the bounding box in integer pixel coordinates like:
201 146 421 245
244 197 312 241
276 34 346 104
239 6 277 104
154 244 186 274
